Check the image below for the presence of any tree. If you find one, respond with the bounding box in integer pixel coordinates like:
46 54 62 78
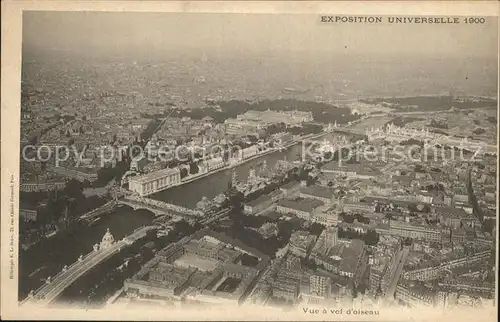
64 179 84 199
189 162 199 175
307 223 325 237
247 135 258 143
364 229 380 246
180 167 188 179
338 227 361 239
403 237 413 246
341 213 355 224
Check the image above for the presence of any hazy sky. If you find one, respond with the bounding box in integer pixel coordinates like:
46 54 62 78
23 11 498 59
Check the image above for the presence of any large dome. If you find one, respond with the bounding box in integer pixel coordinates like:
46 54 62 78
100 228 115 249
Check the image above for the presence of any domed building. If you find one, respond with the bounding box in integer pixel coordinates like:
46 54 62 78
100 228 115 250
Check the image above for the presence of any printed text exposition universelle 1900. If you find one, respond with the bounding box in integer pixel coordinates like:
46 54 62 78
320 16 487 24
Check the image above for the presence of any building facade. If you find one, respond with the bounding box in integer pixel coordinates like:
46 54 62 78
47 165 99 182
402 250 492 281
386 221 441 242
309 274 332 297
20 181 66 192
20 208 38 222
128 167 181 196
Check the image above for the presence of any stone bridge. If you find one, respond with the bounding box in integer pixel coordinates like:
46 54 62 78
120 195 203 218
21 226 155 307
117 199 170 216
79 200 117 221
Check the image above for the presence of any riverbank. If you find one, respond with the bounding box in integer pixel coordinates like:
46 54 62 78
21 227 60 252
18 207 156 300
179 146 284 186
140 136 313 198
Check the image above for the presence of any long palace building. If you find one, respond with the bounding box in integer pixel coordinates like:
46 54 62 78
128 167 181 196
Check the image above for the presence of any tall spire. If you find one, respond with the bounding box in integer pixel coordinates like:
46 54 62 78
231 169 238 187
248 168 256 183
261 160 268 173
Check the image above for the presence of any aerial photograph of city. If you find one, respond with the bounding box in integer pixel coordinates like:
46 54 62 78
18 11 497 312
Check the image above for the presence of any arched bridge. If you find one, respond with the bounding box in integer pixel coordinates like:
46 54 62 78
119 196 203 218
21 226 155 307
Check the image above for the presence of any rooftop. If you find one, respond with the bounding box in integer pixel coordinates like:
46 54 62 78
338 240 365 275
129 167 180 184
300 185 334 200
434 206 470 217
280 180 301 190
322 162 359 172
397 279 437 299
65 165 100 174
290 231 317 250
356 169 382 176
191 228 271 270
184 239 224 253
277 198 324 213
246 194 272 207
147 261 197 288
326 243 345 259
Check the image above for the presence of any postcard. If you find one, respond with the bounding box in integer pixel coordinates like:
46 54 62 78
1 1 498 321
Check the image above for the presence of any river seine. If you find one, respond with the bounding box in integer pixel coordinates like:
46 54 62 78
149 143 303 208
19 143 303 303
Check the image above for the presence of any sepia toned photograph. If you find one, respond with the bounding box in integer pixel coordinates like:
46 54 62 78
1 1 498 321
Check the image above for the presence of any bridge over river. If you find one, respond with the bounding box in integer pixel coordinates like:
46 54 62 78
79 200 117 222
21 226 155 307
118 195 203 218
